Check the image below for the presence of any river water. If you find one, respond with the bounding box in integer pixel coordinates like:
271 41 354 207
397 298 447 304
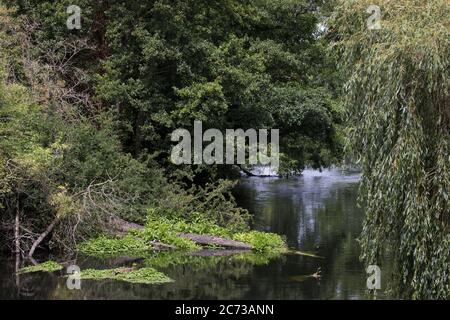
1 169 374 300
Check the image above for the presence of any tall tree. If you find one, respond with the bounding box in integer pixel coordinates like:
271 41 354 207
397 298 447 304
332 0 449 298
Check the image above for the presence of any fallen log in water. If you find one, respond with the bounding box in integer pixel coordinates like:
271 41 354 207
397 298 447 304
178 233 253 250
108 216 253 251
108 215 144 236
150 241 178 251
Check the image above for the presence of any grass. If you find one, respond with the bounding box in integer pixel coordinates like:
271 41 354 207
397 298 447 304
79 267 173 284
19 261 63 274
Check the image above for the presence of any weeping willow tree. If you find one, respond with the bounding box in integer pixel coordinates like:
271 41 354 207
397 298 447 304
332 0 449 299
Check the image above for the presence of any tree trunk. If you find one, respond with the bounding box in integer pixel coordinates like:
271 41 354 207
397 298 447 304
237 165 277 178
14 202 20 256
108 215 144 236
28 216 60 259
14 200 21 288
107 216 253 250
178 233 253 250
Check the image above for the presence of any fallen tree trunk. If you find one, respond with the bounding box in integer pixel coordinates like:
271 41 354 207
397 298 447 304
237 165 279 178
14 204 20 257
28 216 60 259
179 233 252 250
14 202 21 287
108 215 144 236
108 216 252 250
150 241 177 251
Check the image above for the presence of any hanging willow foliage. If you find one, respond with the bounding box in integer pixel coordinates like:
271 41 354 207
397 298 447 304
332 0 449 299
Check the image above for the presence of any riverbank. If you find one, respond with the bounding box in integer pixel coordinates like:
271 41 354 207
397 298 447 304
1 171 371 299
13 210 288 285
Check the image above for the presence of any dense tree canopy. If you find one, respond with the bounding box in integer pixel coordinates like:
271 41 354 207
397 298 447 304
4 0 343 174
1 0 342 256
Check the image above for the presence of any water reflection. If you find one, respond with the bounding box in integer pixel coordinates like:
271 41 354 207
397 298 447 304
1 169 373 300
234 169 366 299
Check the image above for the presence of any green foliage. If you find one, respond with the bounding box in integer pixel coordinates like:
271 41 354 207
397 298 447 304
4 0 343 172
79 213 287 257
77 235 152 258
131 222 200 251
79 267 173 285
147 210 232 237
149 179 251 231
332 0 450 299
233 231 287 253
0 7 250 252
268 86 343 170
19 261 63 274
0 0 336 259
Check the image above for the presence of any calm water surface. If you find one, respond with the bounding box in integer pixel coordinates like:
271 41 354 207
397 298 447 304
1 169 376 299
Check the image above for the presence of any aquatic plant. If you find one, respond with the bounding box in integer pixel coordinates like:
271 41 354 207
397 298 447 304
19 261 63 274
79 213 287 257
79 267 173 284
78 235 152 257
233 231 287 253
161 215 232 238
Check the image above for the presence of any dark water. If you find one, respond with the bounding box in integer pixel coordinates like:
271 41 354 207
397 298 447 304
0 169 375 300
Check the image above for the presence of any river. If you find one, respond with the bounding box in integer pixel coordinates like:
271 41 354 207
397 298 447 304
0 169 376 299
